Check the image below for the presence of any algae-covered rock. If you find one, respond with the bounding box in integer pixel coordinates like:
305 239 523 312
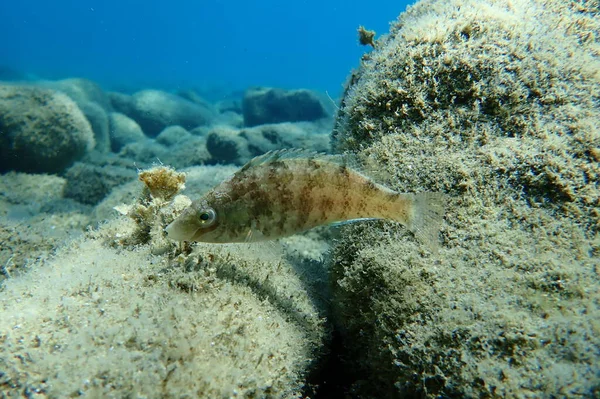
108 111 146 152
0 166 327 398
112 89 215 137
0 85 95 173
330 0 600 397
63 162 137 205
206 122 331 165
0 172 92 282
243 87 328 127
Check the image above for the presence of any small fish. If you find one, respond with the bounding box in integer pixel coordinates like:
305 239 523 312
165 150 445 248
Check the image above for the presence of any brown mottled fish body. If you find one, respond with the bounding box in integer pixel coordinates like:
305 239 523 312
166 150 444 248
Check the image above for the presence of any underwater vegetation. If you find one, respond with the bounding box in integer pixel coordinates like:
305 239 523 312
0 0 598 397
331 0 600 397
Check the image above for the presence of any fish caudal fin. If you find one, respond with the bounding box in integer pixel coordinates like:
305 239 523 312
406 192 445 252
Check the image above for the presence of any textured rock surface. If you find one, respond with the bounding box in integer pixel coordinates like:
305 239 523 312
0 178 327 398
330 0 600 397
0 85 95 173
63 162 137 205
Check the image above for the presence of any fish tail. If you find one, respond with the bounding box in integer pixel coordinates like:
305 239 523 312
403 192 445 252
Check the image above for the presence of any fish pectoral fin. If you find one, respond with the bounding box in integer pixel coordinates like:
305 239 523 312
244 228 268 243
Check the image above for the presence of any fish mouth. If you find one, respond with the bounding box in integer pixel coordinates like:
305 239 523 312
165 220 199 242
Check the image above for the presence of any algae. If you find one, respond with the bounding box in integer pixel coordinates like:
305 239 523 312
330 0 600 397
0 165 327 398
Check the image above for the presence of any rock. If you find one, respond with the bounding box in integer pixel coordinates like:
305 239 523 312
63 162 137 205
78 101 110 153
206 122 330 165
38 79 112 153
242 87 328 127
118 140 170 167
38 78 112 111
330 0 600 398
239 122 330 156
176 89 213 109
206 126 249 164
216 98 242 114
112 89 215 137
108 91 135 115
0 85 95 173
215 111 244 128
155 125 192 147
108 112 147 152
0 224 326 397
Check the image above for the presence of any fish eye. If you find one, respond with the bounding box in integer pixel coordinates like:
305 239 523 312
198 207 217 226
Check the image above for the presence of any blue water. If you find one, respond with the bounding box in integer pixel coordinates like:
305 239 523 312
1 0 411 98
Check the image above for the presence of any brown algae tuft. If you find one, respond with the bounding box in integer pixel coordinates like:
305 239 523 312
138 165 186 202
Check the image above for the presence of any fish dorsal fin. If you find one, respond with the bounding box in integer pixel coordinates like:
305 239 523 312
238 148 358 173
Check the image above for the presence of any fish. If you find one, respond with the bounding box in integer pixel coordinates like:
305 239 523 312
165 149 445 249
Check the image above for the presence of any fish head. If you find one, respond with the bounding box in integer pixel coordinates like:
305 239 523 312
165 198 222 242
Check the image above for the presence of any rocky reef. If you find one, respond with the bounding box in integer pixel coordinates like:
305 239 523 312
330 0 599 397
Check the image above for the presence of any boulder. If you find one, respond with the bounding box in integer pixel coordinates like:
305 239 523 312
78 101 110 153
63 162 137 205
155 125 192 147
108 112 146 152
242 87 328 127
38 78 112 111
206 122 330 165
330 0 600 397
0 85 95 173
111 89 215 137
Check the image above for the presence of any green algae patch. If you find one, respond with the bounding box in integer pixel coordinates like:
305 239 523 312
330 0 600 397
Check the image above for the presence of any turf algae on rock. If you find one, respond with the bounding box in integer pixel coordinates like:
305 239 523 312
0 165 327 398
330 0 600 397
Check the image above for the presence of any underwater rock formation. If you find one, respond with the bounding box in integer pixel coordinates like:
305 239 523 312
110 89 215 137
330 0 600 397
206 122 331 165
0 165 327 398
0 85 95 173
108 111 146 152
38 78 114 153
242 87 328 127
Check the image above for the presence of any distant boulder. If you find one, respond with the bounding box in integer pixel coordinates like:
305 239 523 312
63 162 136 205
155 125 192 147
77 101 110 153
108 112 146 152
242 87 328 127
0 85 95 173
206 122 330 165
110 89 215 137
38 78 112 111
37 78 113 153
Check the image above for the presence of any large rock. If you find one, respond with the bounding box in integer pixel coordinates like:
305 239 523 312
242 87 328 127
0 192 326 397
0 85 95 173
38 78 112 111
37 79 113 153
110 89 215 137
63 162 137 205
77 101 110 153
206 122 331 165
330 0 600 398
108 112 146 152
